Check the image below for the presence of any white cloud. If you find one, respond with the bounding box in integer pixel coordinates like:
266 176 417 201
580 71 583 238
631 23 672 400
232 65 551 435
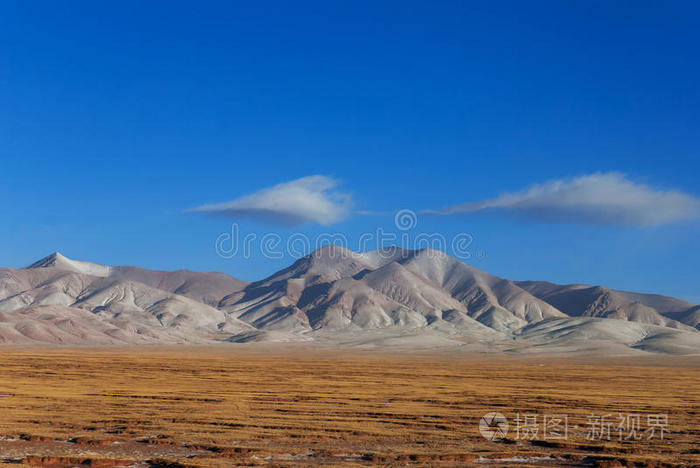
426 173 700 226
190 175 351 226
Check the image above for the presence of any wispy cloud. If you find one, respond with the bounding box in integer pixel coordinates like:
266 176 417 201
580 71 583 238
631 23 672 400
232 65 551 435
189 175 351 226
425 173 700 227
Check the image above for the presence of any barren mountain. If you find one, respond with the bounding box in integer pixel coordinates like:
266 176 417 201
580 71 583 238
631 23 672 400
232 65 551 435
0 249 698 353
0 253 253 345
516 281 692 329
671 305 700 330
26 252 249 306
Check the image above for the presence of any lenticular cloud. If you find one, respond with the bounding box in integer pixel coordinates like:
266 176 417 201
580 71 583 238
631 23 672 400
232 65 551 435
426 173 700 226
190 175 352 226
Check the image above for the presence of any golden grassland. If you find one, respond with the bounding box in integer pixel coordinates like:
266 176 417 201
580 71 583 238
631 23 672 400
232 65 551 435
0 346 698 467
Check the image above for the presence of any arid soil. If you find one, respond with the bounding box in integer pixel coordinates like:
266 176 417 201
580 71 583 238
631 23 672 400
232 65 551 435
0 346 698 467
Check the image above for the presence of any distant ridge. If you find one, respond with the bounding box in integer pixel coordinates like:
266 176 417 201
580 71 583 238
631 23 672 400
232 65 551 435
0 248 698 353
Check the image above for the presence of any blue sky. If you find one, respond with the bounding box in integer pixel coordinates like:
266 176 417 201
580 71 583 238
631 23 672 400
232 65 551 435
1 1 699 301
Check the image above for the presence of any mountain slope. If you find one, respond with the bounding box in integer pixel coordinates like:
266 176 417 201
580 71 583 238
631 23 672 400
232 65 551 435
0 249 697 353
516 281 692 329
0 253 253 343
25 252 249 307
397 250 566 330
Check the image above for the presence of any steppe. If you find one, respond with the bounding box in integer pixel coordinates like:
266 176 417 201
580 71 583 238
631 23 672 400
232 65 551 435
0 346 698 467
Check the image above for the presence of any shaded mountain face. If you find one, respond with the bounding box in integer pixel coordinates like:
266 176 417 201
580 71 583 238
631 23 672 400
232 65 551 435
0 249 698 352
515 282 690 329
219 246 566 333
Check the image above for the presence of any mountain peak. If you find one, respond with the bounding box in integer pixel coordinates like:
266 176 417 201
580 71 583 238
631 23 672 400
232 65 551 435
25 252 112 277
26 252 68 269
308 244 355 259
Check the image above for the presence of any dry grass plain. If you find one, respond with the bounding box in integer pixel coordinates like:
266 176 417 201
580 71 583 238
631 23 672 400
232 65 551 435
0 346 698 467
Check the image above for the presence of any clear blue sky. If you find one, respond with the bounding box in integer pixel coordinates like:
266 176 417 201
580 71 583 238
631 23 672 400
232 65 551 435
1 1 699 301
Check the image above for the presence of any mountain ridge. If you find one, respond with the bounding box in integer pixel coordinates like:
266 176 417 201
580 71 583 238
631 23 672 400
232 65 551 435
0 249 698 353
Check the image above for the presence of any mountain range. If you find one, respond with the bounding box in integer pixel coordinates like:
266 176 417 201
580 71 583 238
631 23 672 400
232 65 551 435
0 247 698 354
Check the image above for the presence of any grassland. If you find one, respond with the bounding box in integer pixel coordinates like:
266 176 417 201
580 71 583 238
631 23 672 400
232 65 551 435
0 346 698 467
